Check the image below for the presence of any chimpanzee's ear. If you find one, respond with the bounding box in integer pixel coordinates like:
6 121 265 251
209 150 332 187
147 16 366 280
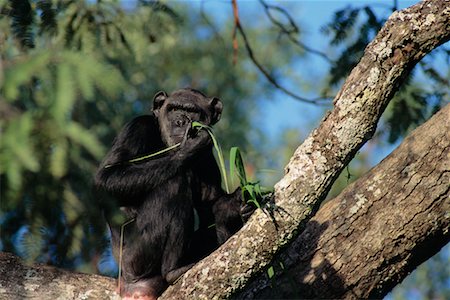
153 91 168 117
209 97 223 125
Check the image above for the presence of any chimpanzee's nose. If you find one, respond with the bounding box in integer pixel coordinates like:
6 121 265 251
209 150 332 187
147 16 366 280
175 115 190 127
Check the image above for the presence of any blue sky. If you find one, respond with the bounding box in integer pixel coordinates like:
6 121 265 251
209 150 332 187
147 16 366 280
121 0 419 147
127 0 429 167
195 0 418 167
236 0 417 136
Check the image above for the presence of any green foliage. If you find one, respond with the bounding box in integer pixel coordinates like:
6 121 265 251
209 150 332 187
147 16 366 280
385 85 427 143
229 147 272 208
0 112 39 195
0 48 124 202
387 244 450 300
321 5 383 87
9 0 35 49
190 123 272 207
0 0 271 272
267 265 275 279
192 121 230 193
266 261 285 282
321 4 449 144
3 52 50 99
0 0 184 270
230 147 247 187
384 61 449 142
319 4 449 297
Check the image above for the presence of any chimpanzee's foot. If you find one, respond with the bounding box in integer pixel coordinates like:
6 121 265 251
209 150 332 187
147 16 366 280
118 276 167 300
165 264 195 284
121 290 155 300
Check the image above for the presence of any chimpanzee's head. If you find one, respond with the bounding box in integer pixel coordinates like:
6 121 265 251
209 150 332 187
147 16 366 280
152 88 223 146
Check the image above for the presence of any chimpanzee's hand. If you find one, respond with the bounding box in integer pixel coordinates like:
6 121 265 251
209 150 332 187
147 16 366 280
241 202 256 223
231 187 257 223
177 125 211 160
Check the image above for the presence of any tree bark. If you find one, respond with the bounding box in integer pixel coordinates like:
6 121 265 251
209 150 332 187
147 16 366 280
0 251 117 300
161 1 450 298
238 103 450 299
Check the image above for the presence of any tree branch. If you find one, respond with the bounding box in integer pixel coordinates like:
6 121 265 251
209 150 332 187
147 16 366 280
1 105 448 299
239 103 450 299
0 252 116 299
161 0 450 298
259 0 333 63
231 0 331 104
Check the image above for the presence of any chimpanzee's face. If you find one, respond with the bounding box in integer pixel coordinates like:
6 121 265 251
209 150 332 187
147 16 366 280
153 89 222 146
159 99 203 146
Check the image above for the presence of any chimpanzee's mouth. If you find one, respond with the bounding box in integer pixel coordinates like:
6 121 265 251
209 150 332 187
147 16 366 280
168 135 185 145
170 134 184 139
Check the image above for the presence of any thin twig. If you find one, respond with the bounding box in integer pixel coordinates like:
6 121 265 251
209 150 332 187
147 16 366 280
259 0 332 63
231 0 240 65
118 218 136 294
231 0 331 105
200 1 226 46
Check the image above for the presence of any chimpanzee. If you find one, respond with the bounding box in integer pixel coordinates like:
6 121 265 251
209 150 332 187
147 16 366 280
94 88 252 300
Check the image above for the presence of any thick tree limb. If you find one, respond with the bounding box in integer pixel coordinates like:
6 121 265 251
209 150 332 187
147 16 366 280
239 103 450 299
161 0 450 298
0 252 117 299
0 105 448 300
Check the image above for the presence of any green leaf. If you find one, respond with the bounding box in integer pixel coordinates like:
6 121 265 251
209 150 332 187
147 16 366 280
243 185 256 201
50 140 68 178
386 85 427 143
267 266 275 279
63 51 126 100
65 123 105 159
130 143 180 163
74 62 95 100
230 146 248 187
192 122 230 193
1 113 40 172
254 182 262 197
3 160 22 194
3 52 51 100
52 63 76 123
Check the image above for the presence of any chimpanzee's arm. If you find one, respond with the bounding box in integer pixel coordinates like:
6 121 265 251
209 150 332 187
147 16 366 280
95 115 209 202
195 154 252 244
212 188 247 244
95 157 182 200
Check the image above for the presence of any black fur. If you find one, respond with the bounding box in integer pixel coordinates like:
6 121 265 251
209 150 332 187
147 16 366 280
95 88 249 298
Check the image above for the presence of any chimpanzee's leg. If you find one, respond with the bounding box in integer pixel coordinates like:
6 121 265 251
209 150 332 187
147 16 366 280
161 216 194 284
111 225 167 300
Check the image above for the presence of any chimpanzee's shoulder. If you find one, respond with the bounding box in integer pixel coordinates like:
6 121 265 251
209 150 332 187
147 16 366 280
122 114 158 133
